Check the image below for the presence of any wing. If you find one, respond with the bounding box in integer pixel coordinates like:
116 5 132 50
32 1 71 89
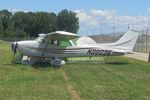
45 31 77 41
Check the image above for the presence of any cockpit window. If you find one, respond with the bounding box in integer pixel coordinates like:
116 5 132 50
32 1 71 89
49 40 60 45
70 40 77 46
35 37 77 46
35 37 45 43
60 41 71 46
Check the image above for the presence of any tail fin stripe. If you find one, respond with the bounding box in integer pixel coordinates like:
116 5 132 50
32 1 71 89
111 37 136 46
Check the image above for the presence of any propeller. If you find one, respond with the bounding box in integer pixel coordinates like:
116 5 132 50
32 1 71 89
11 42 18 56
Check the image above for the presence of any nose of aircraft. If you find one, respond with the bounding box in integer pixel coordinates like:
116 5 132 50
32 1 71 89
11 42 18 55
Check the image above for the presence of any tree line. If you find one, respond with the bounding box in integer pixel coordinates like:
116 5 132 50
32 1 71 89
0 9 79 37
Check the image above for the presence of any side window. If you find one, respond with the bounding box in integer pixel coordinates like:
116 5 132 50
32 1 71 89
48 40 71 46
49 40 60 46
60 41 71 46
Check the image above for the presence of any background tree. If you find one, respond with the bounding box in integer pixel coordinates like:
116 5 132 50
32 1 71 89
0 9 12 36
58 9 79 33
12 11 58 37
28 12 58 37
12 12 28 37
0 9 79 38
0 24 3 36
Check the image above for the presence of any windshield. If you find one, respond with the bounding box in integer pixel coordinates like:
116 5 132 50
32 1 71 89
35 37 76 46
35 37 45 43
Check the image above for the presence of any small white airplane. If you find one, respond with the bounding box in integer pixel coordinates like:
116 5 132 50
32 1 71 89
11 28 141 66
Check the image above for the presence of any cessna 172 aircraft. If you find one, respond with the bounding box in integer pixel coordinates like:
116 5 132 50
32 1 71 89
11 28 141 66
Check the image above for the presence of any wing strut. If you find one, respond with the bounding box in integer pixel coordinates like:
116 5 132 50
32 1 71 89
41 41 49 57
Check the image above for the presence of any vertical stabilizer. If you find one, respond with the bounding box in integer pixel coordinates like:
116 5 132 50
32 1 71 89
109 28 142 52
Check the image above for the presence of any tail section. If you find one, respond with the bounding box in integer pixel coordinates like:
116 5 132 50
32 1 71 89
110 28 142 52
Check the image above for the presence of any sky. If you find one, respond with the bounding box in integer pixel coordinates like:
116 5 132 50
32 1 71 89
0 0 150 35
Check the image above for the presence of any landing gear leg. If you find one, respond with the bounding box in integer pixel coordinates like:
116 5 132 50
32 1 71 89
103 56 108 62
27 56 30 61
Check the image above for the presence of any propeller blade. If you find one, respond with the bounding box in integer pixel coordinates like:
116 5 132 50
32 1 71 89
11 42 18 56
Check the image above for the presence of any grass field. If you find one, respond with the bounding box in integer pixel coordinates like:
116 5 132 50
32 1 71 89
1 41 150 100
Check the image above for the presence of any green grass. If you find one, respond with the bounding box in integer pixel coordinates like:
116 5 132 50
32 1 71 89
62 58 150 100
1 41 150 100
0 41 71 100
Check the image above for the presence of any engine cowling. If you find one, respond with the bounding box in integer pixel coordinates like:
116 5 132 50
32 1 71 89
50 59 65 66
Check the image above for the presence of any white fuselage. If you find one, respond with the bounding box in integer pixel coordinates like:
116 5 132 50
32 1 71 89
17 40 127 58
11 29 140 66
